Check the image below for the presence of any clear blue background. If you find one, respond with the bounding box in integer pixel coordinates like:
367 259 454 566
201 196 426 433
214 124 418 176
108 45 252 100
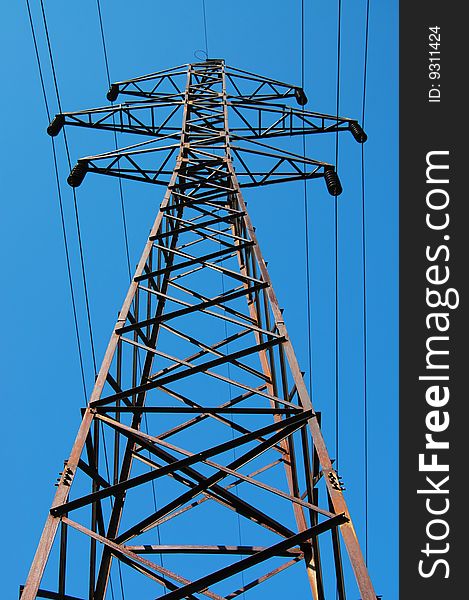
0 1 398 597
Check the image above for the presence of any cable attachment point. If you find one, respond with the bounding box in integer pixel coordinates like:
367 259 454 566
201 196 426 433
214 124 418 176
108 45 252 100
349 121 368 143
324 168 343 196
67 160 89 188
47 114 65 137
294 87 308 106
106 83 120 102
194 50 208 61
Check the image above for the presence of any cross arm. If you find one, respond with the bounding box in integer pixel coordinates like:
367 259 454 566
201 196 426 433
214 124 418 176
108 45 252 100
228 100 367 142
47 100 183 139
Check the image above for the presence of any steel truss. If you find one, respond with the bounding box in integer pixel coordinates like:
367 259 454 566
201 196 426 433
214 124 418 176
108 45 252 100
22 60 375 600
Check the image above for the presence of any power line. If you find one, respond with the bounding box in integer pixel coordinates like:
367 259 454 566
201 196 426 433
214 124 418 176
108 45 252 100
38 0 62 113
25 0 50 118
218 220 246 600
94 4 153 596
202 0 209 58
96 0 112 84
25 0 88 400
96 0 132 282
32 1 116 595
99 420 124 599
39 0 98 376
334 0 342 470
335 0 342 172
300 1 313 401
51 143 89 398
361 0 371 566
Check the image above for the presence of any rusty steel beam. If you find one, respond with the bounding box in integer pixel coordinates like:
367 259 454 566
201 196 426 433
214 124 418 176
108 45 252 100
22 59 374 600
150 516 348 600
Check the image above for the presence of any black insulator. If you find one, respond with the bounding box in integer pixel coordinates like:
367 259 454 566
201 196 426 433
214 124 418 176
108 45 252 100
294 87 308 106
47 113 65 137
106 83 119 102
349 121 368 143
324 168 343 196
67 161 88 188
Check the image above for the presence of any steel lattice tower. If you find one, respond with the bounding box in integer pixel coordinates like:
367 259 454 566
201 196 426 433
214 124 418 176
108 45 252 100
22 60 374 600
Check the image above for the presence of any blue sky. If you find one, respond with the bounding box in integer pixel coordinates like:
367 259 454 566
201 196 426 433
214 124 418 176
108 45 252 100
0 1 398 597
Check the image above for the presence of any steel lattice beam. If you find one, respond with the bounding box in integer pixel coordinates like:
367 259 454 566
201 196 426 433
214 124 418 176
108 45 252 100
22 60 375 600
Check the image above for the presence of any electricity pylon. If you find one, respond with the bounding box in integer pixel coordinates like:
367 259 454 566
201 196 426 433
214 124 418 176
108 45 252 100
22 59 374 600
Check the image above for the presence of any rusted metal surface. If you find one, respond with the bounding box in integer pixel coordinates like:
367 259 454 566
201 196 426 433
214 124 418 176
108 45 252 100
22 60 374 599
